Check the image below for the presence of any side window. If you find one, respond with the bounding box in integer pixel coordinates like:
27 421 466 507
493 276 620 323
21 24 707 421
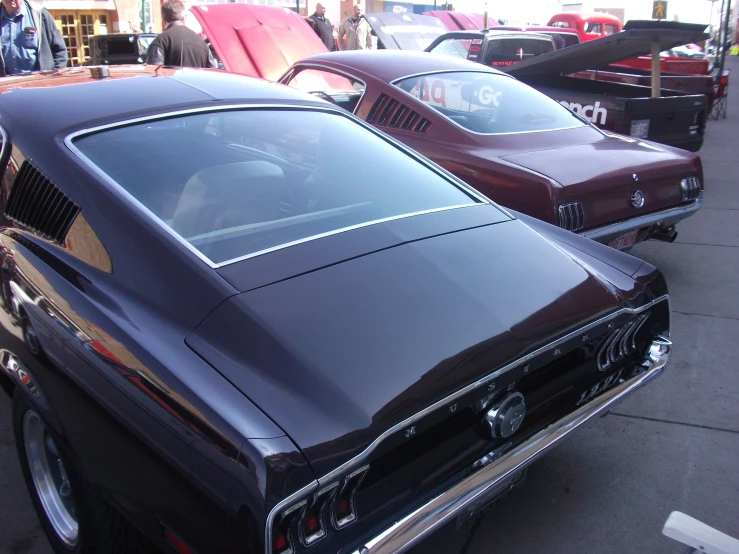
285 68 366 114
585 22 602 34
604 24 619 35
429 38 473 60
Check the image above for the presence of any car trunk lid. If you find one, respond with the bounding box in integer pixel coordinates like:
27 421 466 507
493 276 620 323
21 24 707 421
186 219 622 476
500 135 698 231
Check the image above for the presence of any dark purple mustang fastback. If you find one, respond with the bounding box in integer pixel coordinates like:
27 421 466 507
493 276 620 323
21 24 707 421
0 67 671 554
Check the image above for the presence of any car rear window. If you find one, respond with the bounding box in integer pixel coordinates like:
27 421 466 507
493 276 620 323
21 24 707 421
483 38 554 67
394 71 584 135
71 108 480 266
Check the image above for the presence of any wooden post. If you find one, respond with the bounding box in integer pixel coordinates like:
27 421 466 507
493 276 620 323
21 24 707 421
651 41 661 98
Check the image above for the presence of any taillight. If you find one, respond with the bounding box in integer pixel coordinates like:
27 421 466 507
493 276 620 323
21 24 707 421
597 313 650 372
681 177 701 202
558 202 584 231
271 466 370 552
331 465 369 529
272 500 306 554
298 483 338 547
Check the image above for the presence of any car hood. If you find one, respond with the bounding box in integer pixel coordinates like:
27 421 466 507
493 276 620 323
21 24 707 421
186 218 624 477
504 20 709 78
422 11 488 31
188 3 327 80
364 12 448 51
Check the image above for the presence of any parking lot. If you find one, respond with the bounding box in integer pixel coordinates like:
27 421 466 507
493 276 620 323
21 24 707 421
1 58 738 554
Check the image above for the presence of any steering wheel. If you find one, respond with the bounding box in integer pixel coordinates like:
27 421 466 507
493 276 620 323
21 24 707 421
308 91 337 105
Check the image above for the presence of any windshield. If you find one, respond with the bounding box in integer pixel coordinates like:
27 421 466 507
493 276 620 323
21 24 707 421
394 71 584 134
73 109 479 265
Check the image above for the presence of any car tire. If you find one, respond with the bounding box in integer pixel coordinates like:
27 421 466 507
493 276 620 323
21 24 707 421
12 390 157 554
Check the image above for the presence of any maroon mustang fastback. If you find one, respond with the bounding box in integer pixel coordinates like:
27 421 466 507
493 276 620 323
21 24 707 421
191 4 703 250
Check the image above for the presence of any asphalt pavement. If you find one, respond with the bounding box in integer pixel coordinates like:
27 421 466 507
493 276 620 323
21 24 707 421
1 58 738 554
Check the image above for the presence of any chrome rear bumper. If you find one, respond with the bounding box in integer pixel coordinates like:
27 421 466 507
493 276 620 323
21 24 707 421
580 196 701 244
350 337 672 554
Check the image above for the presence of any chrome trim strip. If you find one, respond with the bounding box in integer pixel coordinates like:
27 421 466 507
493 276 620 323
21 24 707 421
350 336 672 554
263 296 669 552
581 195 702 242
388 69 585 136
65 103 491 269
212 204 480 268
317 295 668 486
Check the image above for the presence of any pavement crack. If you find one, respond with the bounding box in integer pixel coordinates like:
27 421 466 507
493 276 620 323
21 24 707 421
675 241 739 247
673 310 739 321
609 412 739 435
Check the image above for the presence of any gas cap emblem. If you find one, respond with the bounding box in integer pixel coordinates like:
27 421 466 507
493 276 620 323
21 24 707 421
631 190 645 208
485 392 526 439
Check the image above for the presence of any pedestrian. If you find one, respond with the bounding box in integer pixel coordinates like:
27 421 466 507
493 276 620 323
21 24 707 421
0 0 67 76
306 3 335 51
145 0 217 68
338 5 372 51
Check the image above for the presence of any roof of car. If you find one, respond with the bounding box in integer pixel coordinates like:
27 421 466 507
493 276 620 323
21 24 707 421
298 50 505 83
0 66 332 138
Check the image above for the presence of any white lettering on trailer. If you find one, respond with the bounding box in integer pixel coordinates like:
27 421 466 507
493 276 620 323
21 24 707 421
558 100 608 125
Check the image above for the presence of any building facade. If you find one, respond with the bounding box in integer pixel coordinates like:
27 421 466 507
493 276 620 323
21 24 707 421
44 0 162 66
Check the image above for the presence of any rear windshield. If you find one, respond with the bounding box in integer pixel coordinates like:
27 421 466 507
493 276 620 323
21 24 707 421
72 109 479 265
394 71 584 135
483 38 554 67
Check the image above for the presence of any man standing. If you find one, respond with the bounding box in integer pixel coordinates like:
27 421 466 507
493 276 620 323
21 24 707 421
146 0 217 68
0 0 67 76
306 3 334 51
338 5 372 51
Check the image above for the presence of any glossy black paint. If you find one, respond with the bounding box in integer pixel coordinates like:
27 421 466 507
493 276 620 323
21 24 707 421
0 69 669 554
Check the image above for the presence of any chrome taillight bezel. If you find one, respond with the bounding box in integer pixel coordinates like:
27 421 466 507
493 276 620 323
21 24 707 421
297 483 339 548
558 202 584 232
272 499 307 554
597 312 651 371
330 465 370 530
680 177 701 202
270 465 369 553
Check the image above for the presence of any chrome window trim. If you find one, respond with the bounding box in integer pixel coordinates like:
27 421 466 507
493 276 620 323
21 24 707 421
263 294 670 553
0 124 8 163
64 103 490 269
389 69 585 136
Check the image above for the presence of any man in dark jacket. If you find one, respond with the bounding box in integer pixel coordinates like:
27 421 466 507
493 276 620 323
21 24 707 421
306 3 335 51
0 0 67 75
145 0 217 68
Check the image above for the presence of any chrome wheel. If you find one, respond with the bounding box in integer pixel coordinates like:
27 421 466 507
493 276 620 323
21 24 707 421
23 318 41 356
23 410 79 548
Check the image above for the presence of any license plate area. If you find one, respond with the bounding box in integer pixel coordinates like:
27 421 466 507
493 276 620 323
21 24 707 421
456 469 527 529
608 229 638 251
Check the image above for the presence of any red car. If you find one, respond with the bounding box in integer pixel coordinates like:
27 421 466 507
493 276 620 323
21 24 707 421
191 4 703 250
547 12 622 42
